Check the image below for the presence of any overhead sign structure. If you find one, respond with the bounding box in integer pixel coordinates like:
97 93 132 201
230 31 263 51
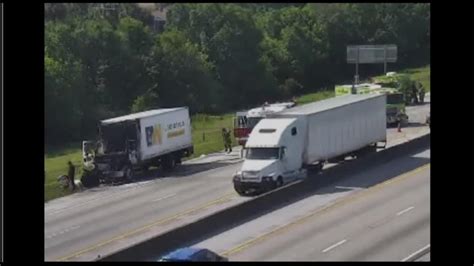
347 45 397 84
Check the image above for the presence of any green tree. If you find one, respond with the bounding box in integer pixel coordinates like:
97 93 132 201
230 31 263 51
45 56 85 144
144 29 223 113
167 4 277 109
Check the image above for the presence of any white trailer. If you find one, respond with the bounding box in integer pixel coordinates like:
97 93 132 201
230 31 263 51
273 93 387 165
232 94 386 195
82 108 193 186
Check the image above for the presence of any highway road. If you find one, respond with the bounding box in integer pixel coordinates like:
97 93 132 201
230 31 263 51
45 96 430 261
45 155 248 261
194 148 430 261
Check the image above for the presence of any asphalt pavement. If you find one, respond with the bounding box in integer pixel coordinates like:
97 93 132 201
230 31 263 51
194 148 430 261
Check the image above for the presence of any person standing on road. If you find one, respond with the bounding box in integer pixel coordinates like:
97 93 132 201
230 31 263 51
67 161 76 191
418 82 425 104
396 111 404 132
411 81 419 104
222 128 232 153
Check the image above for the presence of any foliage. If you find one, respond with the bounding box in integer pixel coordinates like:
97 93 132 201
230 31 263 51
45 3 430 146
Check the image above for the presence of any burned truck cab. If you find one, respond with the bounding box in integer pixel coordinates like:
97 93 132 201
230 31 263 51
82 120 141 184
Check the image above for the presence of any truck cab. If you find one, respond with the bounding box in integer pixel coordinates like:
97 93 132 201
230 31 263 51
233 102 296 147
82 120 141 185
233 118 307 195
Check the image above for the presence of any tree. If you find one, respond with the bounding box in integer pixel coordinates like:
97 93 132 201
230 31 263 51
145 29 223 113
166 4 277 109
45 56 85 144
131 91 160 113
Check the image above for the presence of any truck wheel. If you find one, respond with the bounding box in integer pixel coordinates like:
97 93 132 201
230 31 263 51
162 156 176 171
276 177 283 188
124 165 134 180
234 186 246 196
141 165 150 172
81 171 100 188
369 145 377 153
316 162 324 172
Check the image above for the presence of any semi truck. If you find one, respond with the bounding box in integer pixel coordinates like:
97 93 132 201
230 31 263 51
81 108 193 187
232 94 387 195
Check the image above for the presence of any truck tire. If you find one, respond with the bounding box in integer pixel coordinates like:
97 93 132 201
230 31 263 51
81 171 100 188
162 156 176 171
276 176 283 188
234 187 246 196
357 145 376 158
141 165 149 172
316 161 324 172
124 165 134 180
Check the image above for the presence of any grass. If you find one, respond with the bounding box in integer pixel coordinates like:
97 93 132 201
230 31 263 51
190 113 238 158
44 150 83 202
373 65 431 92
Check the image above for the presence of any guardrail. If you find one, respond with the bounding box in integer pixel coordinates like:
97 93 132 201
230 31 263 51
100 133 430 261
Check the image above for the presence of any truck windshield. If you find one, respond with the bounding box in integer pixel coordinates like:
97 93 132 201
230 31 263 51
387 94 404 105
245 148 280 160
234 116 248 128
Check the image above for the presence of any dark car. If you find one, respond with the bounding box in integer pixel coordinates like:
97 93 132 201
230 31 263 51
159 247 228 262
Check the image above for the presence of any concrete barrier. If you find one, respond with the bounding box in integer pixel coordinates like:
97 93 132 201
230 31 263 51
100 133 430 261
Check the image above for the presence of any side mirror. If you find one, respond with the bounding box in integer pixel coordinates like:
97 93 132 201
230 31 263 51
281 147 287 160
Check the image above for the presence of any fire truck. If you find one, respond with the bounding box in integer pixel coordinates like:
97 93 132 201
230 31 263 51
233 102 296 146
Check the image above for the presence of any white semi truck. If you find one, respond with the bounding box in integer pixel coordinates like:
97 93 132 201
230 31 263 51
232 94 387 195
81 108 193 187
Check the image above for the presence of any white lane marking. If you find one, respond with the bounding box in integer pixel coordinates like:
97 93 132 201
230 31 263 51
396 206 415 216
322 239 347 253
401 244 430 261
151 193 176 202
46 225 80 239
335 186 361 190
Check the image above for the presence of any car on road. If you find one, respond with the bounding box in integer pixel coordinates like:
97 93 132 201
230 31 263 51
158 247 228 262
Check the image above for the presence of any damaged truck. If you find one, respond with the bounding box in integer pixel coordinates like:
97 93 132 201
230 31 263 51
81 108 194 187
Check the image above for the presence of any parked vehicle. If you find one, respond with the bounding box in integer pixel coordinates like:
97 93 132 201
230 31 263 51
233 94 387 195
81 108 193 187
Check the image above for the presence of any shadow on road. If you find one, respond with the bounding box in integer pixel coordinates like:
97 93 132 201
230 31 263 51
106 160 239 187
403 122 427 128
